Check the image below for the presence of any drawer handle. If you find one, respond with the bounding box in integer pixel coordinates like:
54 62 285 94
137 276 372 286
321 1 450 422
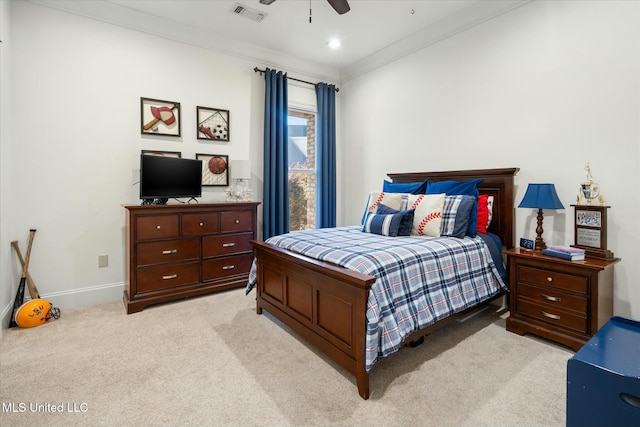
540 310 560 320
620 392 640 409
547 277 553 282
162 274 178 280
235 219 240 224
222 265 235 270
162 249 177 255
156 225 161 230
222 243 236 247
199 222 204 226
541 293 561 302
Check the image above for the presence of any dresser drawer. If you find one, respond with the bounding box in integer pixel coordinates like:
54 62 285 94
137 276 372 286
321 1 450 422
220 210 253 233
517 298 588 334
519 283 587 313
136 238 200 268
182 212 220 235
136 215 179 241
137 262 200 293
518 265 588 295
202 254 253 281
202 233 253 258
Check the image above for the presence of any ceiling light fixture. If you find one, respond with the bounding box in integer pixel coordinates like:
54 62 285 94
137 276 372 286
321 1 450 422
328 39 341 49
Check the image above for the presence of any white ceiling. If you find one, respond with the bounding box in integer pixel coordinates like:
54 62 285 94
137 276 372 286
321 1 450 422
30 0 531 82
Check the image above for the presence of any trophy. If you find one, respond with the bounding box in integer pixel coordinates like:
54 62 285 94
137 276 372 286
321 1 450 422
572 163 615 260
577 163 604 205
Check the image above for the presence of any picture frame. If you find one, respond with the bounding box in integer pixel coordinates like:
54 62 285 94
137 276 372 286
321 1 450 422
196 153 229 187
141 97 181 137
141 150 181 158
571 204 615 260
197 106 229 141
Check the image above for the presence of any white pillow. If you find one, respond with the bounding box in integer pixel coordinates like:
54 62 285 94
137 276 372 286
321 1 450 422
407 194 445 237
362 192 408 224
486 195 495 229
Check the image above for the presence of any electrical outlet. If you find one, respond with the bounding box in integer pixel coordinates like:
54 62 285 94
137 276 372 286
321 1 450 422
98 254 108 268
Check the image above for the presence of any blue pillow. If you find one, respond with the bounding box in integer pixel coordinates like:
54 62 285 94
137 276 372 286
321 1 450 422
382 179 428 194
376 204 415 236
425 178 484 237
440 195 475 238
362 212 405 237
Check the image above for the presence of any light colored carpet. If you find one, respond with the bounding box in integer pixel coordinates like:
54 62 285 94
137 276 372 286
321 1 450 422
0 289 572 426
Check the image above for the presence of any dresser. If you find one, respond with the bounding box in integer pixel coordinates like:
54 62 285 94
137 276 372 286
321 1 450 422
505 248 620 351
123 202 260 314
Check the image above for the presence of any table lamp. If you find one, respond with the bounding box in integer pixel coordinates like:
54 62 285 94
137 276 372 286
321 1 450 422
518 183 564 250
226 160 252 201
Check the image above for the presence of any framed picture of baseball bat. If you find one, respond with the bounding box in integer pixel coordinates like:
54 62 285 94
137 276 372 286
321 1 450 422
196 154 229 187
140 97 181 137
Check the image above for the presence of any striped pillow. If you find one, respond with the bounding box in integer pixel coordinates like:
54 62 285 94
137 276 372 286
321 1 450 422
361 211 406 237
440 195 475 238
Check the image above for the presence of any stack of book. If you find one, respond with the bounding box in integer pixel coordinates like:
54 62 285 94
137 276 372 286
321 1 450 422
541 246 586 261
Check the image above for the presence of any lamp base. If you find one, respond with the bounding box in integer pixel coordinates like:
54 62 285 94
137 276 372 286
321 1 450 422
225 188 252 202
534 208 547 251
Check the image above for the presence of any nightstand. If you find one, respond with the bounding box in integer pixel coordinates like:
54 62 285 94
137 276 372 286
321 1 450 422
504 248 620 351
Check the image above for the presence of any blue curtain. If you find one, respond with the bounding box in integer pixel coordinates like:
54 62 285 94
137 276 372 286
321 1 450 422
315 83 337 228
263 68 289 239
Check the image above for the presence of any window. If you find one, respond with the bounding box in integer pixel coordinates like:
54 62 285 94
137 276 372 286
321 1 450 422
288 110 316 231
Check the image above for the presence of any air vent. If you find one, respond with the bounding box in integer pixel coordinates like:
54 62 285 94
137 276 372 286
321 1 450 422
231 3 267 22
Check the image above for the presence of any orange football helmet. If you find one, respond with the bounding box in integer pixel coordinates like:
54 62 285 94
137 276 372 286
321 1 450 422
15 299 57 328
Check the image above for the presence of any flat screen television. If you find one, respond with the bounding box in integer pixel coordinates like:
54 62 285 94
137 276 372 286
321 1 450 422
140 154 202 204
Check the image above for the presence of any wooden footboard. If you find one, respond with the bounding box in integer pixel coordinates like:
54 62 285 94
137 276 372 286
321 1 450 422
251 239 376 399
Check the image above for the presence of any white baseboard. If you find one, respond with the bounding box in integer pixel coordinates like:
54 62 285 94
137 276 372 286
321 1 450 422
1 281 124 332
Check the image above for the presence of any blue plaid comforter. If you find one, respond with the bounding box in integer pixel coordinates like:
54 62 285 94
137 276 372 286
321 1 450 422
246 226 507 372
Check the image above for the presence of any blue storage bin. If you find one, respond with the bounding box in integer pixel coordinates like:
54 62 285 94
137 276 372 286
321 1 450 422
567 316 640 427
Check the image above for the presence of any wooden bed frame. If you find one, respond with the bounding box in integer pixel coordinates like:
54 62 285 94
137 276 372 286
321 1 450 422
250 167 519 399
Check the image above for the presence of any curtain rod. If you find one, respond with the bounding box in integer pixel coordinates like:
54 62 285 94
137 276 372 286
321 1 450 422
253 67 339 92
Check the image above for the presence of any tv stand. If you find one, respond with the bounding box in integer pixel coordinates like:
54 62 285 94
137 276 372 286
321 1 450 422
123 202 260 313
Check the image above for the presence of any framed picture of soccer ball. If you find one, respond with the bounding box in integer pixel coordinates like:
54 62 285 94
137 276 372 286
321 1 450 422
197 106 229 142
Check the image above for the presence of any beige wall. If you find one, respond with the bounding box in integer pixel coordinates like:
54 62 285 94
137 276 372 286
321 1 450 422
1 0 325 318
339 0 640 318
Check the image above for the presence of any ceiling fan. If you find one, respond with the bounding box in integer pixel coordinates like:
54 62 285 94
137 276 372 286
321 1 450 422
259 0 350 15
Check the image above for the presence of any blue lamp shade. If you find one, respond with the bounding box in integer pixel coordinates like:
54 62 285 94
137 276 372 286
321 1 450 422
518 183 564 210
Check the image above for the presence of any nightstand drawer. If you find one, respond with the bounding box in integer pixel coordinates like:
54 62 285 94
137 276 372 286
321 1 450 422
517 299 588 334
519 283 587 313
518 265 588 295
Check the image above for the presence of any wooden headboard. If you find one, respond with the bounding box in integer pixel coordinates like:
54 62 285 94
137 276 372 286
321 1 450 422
387 168 519 248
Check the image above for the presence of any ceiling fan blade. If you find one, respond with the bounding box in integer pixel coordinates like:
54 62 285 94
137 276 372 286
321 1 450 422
327 0 350 15
259 0 276 5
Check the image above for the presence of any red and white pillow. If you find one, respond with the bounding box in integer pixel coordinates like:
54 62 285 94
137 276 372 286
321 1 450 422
476 195 495 234
363 192 408 218
407 194 445 237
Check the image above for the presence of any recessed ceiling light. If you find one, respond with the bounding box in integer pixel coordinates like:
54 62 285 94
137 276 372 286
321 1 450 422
328 39 341 49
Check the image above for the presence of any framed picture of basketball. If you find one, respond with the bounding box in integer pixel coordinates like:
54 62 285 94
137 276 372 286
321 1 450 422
140 97 181 137
196 154 229 187
197 106 229 141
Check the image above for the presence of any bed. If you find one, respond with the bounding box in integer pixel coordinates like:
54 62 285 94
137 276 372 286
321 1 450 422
247 167 519 399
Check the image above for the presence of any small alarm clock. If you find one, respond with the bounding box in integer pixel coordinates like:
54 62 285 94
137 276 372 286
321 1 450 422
520 238 534 250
